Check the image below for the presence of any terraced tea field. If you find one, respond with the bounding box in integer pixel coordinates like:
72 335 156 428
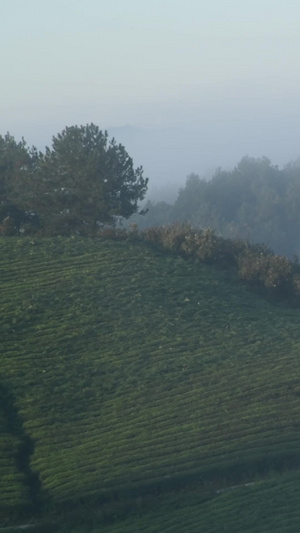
1 236 300 531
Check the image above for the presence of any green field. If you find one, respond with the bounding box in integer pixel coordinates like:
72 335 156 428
1 236 300 531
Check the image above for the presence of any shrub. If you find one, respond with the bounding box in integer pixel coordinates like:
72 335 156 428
141 223 192 253
93 221 300 304
237 250 293 289
0 217 17 236
293 275 300 295
182 227 223 263
97 226 128 240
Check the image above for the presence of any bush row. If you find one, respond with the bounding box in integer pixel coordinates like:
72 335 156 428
97 223 300 303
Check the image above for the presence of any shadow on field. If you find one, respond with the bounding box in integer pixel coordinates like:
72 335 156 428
0 383 47 515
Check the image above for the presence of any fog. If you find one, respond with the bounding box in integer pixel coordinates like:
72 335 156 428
8 114 300 205
108 117 300 202
2 0 300 204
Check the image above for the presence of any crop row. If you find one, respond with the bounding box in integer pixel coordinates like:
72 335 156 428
51 471 300 532
1 237 300 512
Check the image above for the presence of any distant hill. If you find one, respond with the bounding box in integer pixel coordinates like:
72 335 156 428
1 236 300 532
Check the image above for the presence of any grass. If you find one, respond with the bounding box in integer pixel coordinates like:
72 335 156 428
1 235 300 531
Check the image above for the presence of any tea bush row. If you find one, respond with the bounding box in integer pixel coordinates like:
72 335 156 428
53 471 300 532
2 237 300 525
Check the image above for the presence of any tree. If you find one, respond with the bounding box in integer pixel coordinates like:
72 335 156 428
0 133 39 234
32 124 148 234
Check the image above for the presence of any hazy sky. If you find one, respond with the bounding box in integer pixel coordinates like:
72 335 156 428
2 0 300 194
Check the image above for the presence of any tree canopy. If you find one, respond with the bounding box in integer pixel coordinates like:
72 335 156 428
0 124 148 235
0 133 39 234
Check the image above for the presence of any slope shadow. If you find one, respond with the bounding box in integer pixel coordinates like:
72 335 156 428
0 382 47 515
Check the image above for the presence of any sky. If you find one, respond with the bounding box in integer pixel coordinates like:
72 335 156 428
2 0 300 198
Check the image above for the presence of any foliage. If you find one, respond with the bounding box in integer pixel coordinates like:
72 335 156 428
127 199 174 230
237 250 292 288
136 223 300 302
35 124 148 232
136 156 300 258
0 125 148 236
0 133 40 234
142 222 192 252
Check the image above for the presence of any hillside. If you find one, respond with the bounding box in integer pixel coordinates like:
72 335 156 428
1 236 300 532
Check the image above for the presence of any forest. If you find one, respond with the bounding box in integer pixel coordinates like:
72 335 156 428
2 126 300 264
135 156 300 259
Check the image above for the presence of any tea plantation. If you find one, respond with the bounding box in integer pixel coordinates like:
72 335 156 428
1 236 300 532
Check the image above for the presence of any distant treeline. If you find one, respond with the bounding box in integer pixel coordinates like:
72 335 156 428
133 156 300 258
